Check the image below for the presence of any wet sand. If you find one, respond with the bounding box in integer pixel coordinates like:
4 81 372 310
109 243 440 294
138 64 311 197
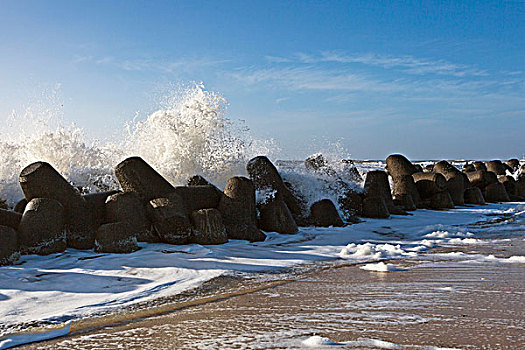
20 238 525 350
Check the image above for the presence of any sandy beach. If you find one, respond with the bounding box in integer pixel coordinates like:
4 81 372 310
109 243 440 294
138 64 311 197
18 236 524 350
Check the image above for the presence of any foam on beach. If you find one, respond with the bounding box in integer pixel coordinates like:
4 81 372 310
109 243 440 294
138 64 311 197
360 262 406 272
339 243 416 259
301 335 465 349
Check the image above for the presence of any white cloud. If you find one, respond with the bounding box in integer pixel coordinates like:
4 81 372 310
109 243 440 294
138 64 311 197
265 55 292 63
74 55 229 73
230 66 405 92
295 51 489 77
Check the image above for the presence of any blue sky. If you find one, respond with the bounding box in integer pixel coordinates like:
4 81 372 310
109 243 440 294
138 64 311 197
1 0 524 160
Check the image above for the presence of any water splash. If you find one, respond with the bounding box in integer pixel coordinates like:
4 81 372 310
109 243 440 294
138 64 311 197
0 83 277 205
122 83 276 188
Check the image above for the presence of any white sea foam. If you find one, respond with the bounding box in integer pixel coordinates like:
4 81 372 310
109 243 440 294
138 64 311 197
301 336 464 349
302 335 342 347
447 238 483 244
339 243 416 260
462 254 525 264
360 262 406 272
424 231 473 239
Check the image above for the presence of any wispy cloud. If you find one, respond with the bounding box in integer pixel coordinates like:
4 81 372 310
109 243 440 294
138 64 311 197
73 55 230 73
230 66 406 93
268 51 488 77
265 55 293 63
73 55 93 63
275 97 289 104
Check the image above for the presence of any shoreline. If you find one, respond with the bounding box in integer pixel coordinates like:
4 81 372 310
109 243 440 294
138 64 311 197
1 202 524 348
16 235 525 349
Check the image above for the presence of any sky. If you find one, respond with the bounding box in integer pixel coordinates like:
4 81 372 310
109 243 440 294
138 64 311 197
0 0 524 160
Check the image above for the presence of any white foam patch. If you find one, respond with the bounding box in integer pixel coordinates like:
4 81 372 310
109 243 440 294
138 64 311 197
507 256 525 263
300 336 465 349
447 238 483 244
339 243 416 260
302 335 342 347
424 231 473 239
452 253 525 265
360 262 406 272
480 255 525 263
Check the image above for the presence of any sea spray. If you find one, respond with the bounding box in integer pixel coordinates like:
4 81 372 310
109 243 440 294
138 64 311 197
277 148 364 219
121 83 277 188
0 83 277 205
0 88 119 204
0 82 361 216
